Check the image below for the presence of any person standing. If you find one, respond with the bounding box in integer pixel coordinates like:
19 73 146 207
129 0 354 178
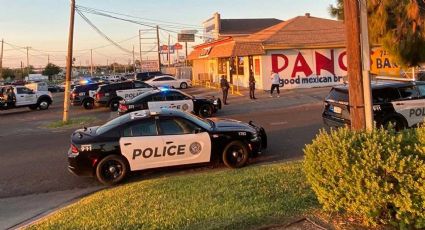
6 86 16 108
220 75 230 105
270 71 281 97
249 74 256 100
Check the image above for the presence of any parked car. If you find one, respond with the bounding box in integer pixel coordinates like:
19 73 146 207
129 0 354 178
145 76 192 89
135 71 170 81
118 88 221 117
323 79 425 131
0 85 53 111
71 83 100 109
94 80 154 111
67 109 267 185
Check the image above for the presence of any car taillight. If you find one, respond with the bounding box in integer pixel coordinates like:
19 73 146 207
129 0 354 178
70 144 79 156
96 92 105 100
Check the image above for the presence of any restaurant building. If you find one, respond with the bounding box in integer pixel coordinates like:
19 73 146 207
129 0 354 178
189 13 348 90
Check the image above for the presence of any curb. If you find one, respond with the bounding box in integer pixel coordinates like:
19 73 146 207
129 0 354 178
11 187 103 229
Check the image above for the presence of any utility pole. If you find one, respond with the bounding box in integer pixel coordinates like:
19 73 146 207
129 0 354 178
156 26 161 71
360 0 373 131
139 29 142 72
185 42 188 66
132 45 136 73
343 0 366 130
90 49 93 76
26 46 31 76
168 34 171 67
0 39 3 79
63 0 75 123
47 54 50 64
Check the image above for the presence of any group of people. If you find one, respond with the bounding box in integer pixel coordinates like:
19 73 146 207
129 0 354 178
219 70 281 105
0 86 16 107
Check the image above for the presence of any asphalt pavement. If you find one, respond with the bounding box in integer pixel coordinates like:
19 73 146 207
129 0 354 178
0 86 329 229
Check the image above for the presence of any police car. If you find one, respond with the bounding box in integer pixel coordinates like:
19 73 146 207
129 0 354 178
118 88 221 117
323 79 425 130
94 80 154 111
68 109 267 185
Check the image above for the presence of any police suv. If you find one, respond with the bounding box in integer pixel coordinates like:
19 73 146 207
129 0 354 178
94 80 154 111
70 83 100 110
68 109 267 185
323 79 425 130
118 88 221 117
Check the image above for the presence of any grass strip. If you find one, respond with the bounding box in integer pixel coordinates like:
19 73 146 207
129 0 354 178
44 116 98 129
29 161 318 230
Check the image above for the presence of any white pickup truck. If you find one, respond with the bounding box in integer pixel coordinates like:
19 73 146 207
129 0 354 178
0 85 53 111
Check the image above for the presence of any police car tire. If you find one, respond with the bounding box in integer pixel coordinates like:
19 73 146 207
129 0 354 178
83 99 94 110
109 100 120 111
95 155 129 185
38 99 50 110
198 104 213 118
180 82 188 89
222 141 249 169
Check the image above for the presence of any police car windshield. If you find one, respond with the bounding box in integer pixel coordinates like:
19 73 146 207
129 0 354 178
184 112 214 129
96 114 131 135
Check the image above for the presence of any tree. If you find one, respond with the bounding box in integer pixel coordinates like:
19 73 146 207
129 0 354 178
1 68 15 81
42 63 61 80
328 0 344 20
329 0 425 67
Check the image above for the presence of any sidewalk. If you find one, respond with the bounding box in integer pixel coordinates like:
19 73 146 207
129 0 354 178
0 187 102 229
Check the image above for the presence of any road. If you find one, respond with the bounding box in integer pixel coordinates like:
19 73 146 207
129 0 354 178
0 86 328 228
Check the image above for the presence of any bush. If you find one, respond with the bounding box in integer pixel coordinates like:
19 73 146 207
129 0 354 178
303 127 425 228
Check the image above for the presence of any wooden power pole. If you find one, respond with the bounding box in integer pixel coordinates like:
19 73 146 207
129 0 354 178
156 26 161 71
344 0 366 130
132 45 136 73
63 0 75 123
139 29 142 72
0 39 3 79
90 49 93 76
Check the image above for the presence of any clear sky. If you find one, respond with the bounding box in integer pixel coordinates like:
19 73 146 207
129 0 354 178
0 0 336 68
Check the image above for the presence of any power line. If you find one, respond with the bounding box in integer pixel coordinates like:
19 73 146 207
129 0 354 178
76 8 133 54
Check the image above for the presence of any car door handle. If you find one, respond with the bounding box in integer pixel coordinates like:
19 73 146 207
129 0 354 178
396 103 404 105
166 141 173 144
124 143 132 146
20 96 24 97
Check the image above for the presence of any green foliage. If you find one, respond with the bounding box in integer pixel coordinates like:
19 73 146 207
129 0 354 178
42 63 61 78
328 0 425 67
45 116 97 129
1 68 15 80
29 161 318 230
304 127 425 228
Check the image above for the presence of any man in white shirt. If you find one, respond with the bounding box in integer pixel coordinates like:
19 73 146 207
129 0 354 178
270 71 281 97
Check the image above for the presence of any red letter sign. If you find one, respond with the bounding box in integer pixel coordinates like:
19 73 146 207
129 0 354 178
315 50 335 76
338 51 347 71
291 52 313 78
271 54 288 73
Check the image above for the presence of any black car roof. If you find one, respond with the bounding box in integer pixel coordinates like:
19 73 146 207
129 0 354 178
334 80 425 91
128 88 191 103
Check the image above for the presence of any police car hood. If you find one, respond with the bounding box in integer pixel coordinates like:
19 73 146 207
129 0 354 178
209 118 256 132
71 126 100 144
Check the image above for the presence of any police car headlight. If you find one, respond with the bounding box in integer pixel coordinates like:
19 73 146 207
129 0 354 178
213 99 219 105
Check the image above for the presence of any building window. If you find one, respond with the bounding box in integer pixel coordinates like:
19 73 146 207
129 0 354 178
230 57 244 75
218 58 227 74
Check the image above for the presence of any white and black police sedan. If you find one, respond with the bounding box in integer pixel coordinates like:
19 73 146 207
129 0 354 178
118 88 221 117
68 109 267 185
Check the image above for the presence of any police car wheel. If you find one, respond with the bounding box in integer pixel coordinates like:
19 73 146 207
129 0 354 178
198 105 213 118
83 99 94 110
110 100 119 111
38 100 50 110
96 155 128 185
222 141 249 168
180 82 188 89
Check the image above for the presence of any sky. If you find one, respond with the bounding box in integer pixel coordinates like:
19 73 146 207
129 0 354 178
0 0 337 68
